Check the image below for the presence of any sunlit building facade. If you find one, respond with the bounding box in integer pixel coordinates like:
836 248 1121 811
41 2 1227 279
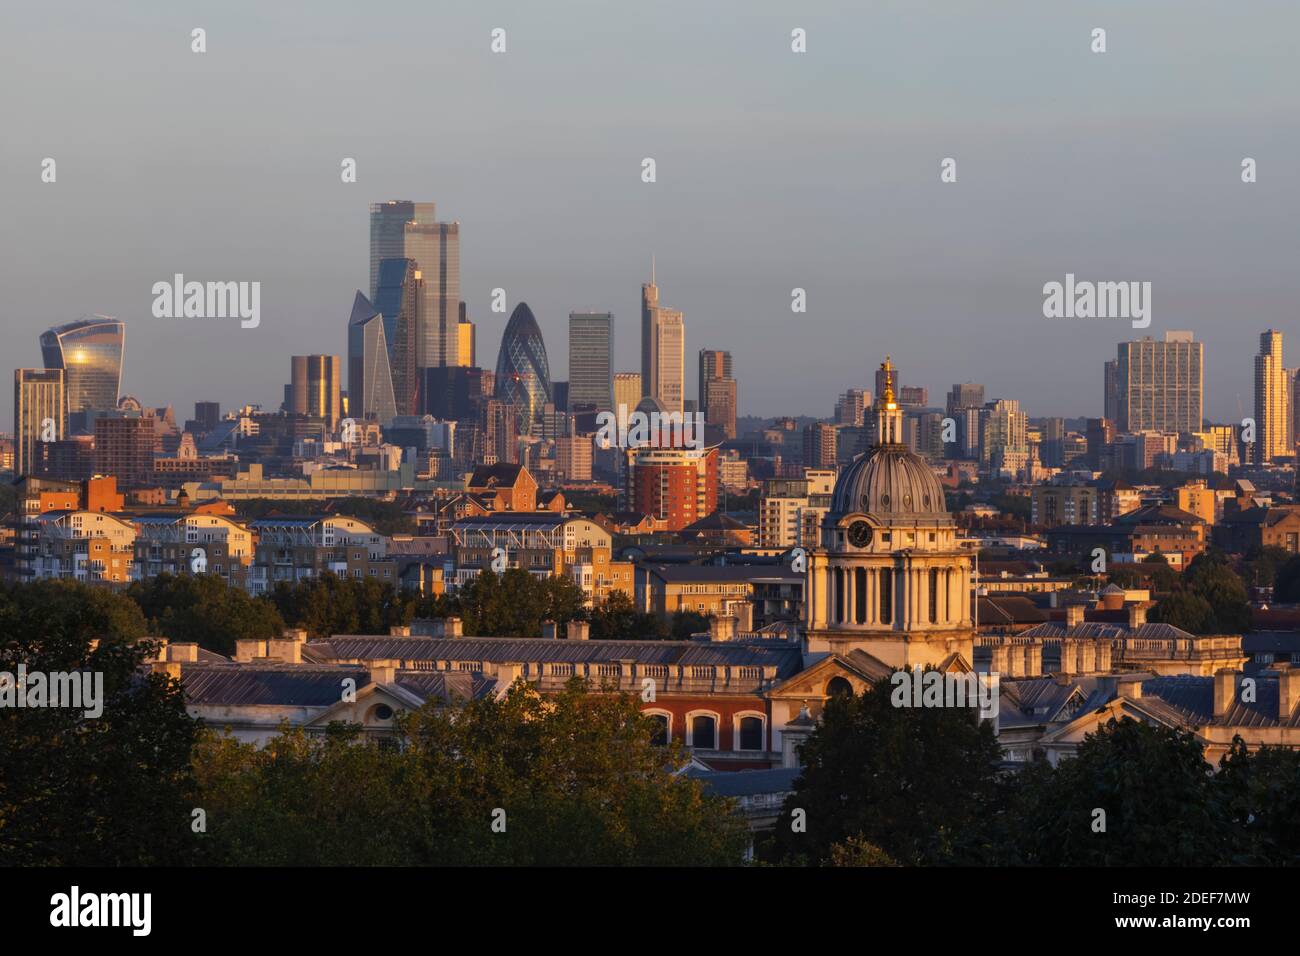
39 316 125 420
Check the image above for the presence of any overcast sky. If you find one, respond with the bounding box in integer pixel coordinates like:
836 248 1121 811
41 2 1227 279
3 0 1298 428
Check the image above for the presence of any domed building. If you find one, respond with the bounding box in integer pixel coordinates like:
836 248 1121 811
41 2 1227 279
804 358 974 669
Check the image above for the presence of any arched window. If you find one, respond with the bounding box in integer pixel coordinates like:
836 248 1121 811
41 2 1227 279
689 713 718 750
644 711 670 746
736 714 765 751
826 676 854 699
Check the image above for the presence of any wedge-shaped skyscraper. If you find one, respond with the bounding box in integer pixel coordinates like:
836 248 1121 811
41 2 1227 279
347 291 398 425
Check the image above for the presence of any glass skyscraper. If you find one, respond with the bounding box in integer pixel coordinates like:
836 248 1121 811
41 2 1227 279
368 200 460 369
373 258 421 415
347 291 398 426
494 303 552 430
13 368 65 476
39 316 125 419
568 311 613 412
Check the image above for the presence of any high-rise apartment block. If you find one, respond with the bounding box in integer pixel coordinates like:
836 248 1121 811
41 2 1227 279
1115 332 1203 434
14 369 65 477
1256 330 1291 463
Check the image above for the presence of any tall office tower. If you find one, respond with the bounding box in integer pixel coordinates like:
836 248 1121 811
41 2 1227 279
1104 359 1120 422
1115 331 1203 434
1256 330 1291 463
373 258 421 415
1041 417 1066 468
899 386 928 408
347 292 398 425
494 303 553 430
569 311 614 412
802 422 838 469
1085 418 1116 469
194 401 221 432
483 398 519 465
368 201 435 299
94 414 156 488
946 383 984 415
39 316 125 425
980 399 1029 472
290 355 343 431
458 302 476 368
14 369 65 477
640 266 685 413
368 200 460 368
946 383 985 460
834 389 871 427
698 349 737 440
613 372 642 413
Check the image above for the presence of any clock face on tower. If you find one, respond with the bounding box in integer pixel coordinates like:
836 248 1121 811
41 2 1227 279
847 520 872 548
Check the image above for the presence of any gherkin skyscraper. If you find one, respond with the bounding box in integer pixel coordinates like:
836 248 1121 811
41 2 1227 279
493 302 552 429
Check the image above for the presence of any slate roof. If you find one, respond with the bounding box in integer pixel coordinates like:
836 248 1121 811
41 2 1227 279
1017 621 1196 642
310 635 804 674
643 564 803 584
1141 674 1300 728
179 663 495 707
687 767 801 798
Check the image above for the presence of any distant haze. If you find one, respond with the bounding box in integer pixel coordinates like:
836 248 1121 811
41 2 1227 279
3 0 1298 427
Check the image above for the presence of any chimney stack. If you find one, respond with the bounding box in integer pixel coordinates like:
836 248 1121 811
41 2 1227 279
368 661 397 685
1116 674 1144 700
234 639 266 663
1065 604 1086 629
167 642 199 663
541 620 559 640
990 643 1010 676
735 602 755 633
1025 640 1043 677
266 638 302 664
151 660 182 680
566 620 590 641
390 625 411 637
710 616 737 642
1213 668 1238 718
444 617 462 638
1127 604 1148 629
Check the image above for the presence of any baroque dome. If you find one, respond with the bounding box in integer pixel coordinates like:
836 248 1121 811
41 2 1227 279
830 446 951 525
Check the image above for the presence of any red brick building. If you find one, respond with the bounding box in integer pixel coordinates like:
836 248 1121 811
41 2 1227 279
623 445 718 531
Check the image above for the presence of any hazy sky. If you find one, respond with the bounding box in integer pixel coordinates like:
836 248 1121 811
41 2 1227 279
3 0 1298 428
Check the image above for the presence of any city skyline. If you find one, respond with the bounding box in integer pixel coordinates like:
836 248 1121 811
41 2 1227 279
5 1 1298 428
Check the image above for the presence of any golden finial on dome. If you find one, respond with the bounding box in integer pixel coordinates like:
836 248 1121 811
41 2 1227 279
881 356 896 408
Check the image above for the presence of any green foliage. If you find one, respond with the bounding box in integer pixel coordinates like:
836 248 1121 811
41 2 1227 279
588 591 668 640
670 609 713 639
453 568 586 637
1274 555 1300 603
268 573 437 639
1149 591 1216 634
1150 550 1251 634
760 673 1005 866
1003 719 1234 866
0 580 201 865
128 573 285 655
1215 739 1300 864
192 680 748 865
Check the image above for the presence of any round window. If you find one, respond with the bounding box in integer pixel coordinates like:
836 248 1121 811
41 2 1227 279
880 493 890 506
374 704 394 721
